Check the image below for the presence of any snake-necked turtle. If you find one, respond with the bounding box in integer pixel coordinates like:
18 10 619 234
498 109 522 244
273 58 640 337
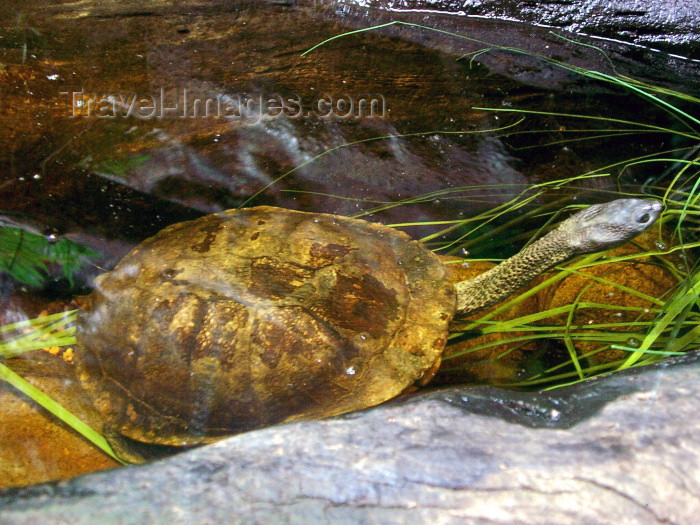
75 199 662 461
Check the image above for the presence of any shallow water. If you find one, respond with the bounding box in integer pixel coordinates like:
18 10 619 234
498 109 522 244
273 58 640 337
2 1 689 256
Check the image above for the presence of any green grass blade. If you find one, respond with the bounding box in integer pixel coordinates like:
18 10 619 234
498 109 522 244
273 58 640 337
0 310 77 357
0 360 124 463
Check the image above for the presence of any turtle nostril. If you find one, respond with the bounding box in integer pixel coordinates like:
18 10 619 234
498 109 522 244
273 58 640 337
637 213 651 224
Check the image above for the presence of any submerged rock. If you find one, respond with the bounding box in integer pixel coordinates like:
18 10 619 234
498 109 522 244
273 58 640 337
1 352 697 524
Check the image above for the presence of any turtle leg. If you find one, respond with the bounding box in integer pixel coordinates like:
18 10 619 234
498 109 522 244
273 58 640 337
102 427 188 464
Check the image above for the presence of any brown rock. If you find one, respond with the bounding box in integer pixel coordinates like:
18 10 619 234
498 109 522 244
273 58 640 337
0 353 118 489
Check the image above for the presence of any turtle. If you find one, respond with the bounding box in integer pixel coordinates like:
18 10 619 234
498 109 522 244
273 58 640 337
74 198 662 462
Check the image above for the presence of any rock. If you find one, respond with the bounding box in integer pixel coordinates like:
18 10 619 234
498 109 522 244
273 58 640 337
0 362 118 489
325 0 699 59
307 0 700 93
1 351 698 524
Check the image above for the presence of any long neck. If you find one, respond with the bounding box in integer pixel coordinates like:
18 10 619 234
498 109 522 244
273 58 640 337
454 229 575 316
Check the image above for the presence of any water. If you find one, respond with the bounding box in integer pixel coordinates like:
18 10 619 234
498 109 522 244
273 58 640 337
1 1 686 257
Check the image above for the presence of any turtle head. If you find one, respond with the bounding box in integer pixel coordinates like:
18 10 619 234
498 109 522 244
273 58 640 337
454 198 663 316
558 198 663 254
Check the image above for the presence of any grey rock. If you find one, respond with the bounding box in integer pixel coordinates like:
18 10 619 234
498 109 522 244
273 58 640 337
1 352 698 524
303 0 700 96
328 0 699 58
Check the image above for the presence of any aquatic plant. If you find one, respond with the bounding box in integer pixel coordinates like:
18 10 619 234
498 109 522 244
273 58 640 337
0 226 98 288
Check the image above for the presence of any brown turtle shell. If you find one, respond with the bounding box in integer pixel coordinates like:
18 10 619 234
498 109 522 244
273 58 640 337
75 206 455 446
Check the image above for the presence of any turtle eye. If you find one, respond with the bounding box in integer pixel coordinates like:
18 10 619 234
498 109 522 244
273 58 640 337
637 213 651 224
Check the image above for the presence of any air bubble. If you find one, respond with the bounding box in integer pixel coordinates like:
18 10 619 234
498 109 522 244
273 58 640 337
654 241 667 250
626 337 641 348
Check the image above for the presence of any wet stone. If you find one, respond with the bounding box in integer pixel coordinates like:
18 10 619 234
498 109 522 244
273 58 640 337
0 352 698 523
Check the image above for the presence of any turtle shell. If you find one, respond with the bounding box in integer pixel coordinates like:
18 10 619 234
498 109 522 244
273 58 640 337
75 206 455 446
